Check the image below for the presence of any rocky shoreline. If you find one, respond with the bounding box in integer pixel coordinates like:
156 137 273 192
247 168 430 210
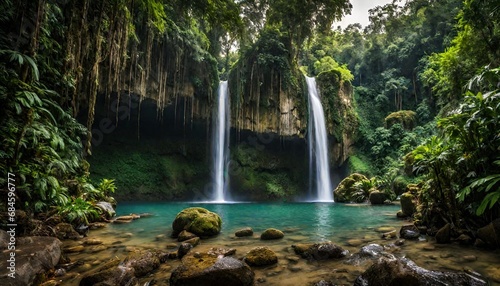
1 206 500 285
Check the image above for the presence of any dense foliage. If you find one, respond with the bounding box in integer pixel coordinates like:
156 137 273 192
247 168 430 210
1 0 499 234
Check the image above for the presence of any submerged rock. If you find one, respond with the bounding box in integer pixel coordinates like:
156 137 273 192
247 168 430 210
244 247 278 266
354 255 487 286
235 227 254 237
170 251 254 286
260 228 284 240
124 251 161 277
80 251 162 285
0 236 62 286
292 242 348 260
172 207 222 237
79 258 136 286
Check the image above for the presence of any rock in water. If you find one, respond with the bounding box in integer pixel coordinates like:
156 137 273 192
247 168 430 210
260 228 284 240
178 230 198 242
292 242 348 260
244 247 278 266
354 255 487 286
235 227 254 237
400 224 420 240
172 207 222 237
170 252 254 286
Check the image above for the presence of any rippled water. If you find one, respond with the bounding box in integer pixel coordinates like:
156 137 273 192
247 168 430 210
59 202 500 286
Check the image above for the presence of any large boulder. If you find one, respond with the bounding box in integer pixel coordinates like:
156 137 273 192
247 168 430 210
172 207 222 238
244 247 278 266
354 255 487 286
369 191 386 205
477 218 500 248
292 242 348 260
0 236 62 286
334 173 368 203
400 192 416 217
170 250 254 286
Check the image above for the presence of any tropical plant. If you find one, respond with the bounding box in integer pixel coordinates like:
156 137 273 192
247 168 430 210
57 198 99 225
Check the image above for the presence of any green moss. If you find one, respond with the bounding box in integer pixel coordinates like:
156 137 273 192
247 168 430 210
384 110 417 130
172 207 222 237
89 137 208 201
316 70 359 144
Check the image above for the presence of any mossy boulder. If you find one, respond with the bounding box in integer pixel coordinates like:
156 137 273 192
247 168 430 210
260 228 284 240
400 192 416 217
244 247 278 266
384 110 417 130
172 207 222 238
334 173 368 203
369 191 386 205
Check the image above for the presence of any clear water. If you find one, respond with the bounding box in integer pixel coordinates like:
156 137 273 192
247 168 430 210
305 76 333 202
110 202 400 241
60 202 500 286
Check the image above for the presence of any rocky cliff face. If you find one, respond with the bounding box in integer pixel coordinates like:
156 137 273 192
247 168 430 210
317 70 358 167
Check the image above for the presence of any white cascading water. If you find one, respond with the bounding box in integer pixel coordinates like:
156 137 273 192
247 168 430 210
305 76 334 202
212 81 230 202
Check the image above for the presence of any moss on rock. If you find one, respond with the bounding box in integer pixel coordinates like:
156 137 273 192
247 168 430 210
244 247 278 266
334 173 368 203
384 110 417 130
172 207 222 238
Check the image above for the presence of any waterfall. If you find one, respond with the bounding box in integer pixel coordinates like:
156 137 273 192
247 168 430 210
212 81 230 202
305 76 334 202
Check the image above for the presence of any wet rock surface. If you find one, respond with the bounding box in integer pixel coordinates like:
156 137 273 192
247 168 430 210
235 227 254 237
244 247 278 266
292 242 348 260
260 228 284 240
354 254 487 286
400 224 420 240
170 249 254 286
